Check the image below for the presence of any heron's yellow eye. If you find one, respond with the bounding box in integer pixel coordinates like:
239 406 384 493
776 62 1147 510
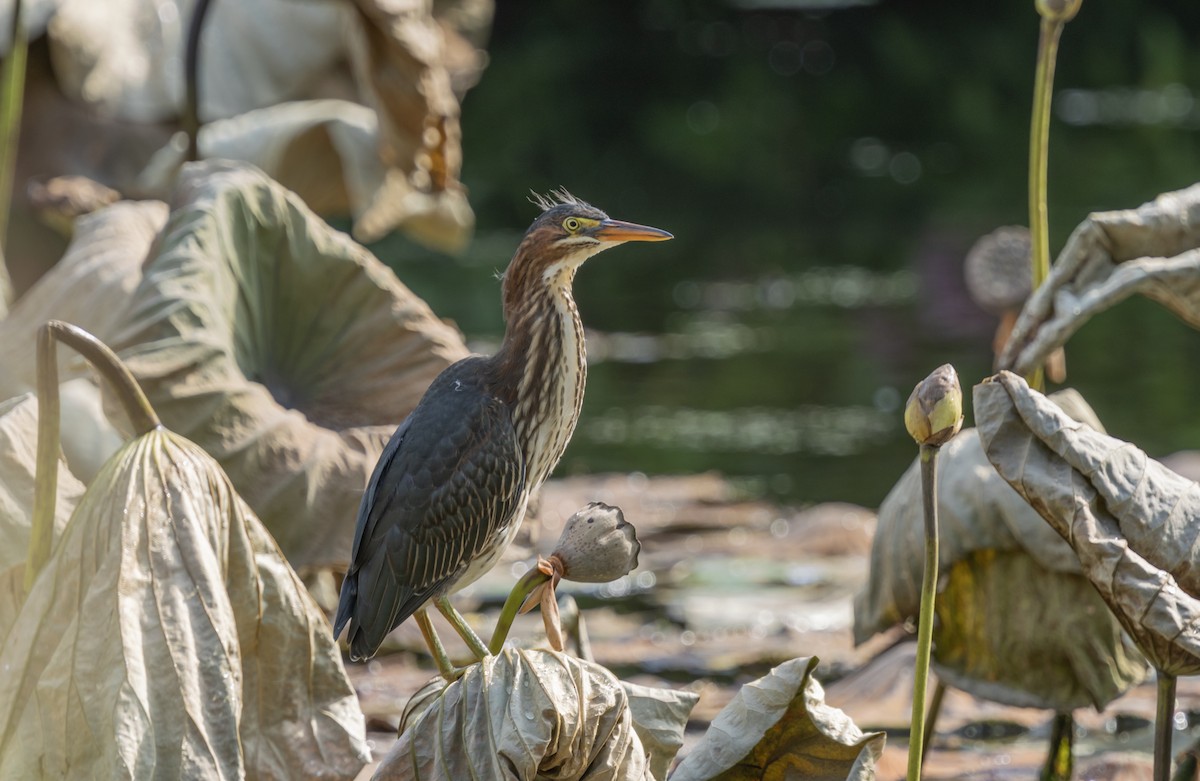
563 217 581 233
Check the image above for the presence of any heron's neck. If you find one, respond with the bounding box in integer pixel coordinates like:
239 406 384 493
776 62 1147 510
493 269 587 488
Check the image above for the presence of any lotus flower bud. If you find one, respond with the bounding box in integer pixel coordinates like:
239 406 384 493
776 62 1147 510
551 502 641 583
904 364 964 447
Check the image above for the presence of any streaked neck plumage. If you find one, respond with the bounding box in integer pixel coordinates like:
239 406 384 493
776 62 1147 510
488 247 590 491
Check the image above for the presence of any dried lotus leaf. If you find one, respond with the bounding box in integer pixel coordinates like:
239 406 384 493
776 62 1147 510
0 427 368 779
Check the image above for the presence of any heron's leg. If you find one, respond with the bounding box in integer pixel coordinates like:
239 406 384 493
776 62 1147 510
434 595 490 661
413 608 460 682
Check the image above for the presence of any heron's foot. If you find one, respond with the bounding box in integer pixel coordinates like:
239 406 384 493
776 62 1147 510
438 663 472 683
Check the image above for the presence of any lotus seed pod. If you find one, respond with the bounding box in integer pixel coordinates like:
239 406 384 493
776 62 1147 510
904 364 964 447
551 502 640 583
1036 0 1082 23
963 226 1032 316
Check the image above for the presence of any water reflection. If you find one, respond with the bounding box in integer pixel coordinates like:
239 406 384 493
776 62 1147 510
671 266 916 311
1057 84 1196 127
583 404 893 457
587 320 768 363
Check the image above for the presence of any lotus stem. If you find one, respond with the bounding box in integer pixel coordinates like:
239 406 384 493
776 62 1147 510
26 325 60 591
27 322 162 589
562 595 594 662
183 0 215 162
1027 1 1079 389
0 0 28 312
907 443 940 781
44 322 161 434
488 566 550 655
1155 671 1178 781
919 679 946 768
1040 711 1074 781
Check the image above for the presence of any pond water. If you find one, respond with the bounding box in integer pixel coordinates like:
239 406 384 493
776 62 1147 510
369 0 1200 511
378 229 1200 511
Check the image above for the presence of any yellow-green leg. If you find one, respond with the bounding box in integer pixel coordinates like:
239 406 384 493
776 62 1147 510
413 608 461 682
434 595 491 661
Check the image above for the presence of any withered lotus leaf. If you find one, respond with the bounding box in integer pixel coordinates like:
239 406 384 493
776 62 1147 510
976 371 1200 676
52 0 484 249
137 99 474 251
372 649 663 781
670 657 883 781
856 389 1147 710
999 183 1200 377
0 426 369 779
621 681 698 781
111 160 468 569
0 201 169 400
0 394 86 644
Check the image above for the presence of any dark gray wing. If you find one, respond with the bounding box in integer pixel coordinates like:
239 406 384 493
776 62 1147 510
333 358 526 660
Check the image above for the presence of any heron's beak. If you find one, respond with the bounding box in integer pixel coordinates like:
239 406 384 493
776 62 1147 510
594 219 673 242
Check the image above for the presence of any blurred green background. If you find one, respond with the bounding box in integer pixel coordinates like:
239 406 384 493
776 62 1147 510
375 0 1200 509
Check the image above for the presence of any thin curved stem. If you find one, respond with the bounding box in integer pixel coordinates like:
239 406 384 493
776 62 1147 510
1026 16 1064 392
26 325 59 591
489 567 550 655
45 321 160 434
26 322 161 590
919 678 946 768
562 595 594 662
183 0 214 162
907 443 940 781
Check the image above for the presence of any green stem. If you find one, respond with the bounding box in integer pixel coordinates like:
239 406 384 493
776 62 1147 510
1040 711 1074 781
26 324 59 592
488 567 550 655
45 322 160 434
1156 671 1178 781
907 443 940 781
26 321 161 590
0 0 28 311
1026 16 1064 392
919 678 946 768
566 596 594 662
182 0 214 162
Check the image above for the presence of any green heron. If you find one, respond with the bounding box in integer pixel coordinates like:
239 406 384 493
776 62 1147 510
333 190 671 676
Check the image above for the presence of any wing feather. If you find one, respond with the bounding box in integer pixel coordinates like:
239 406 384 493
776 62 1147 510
334 358 526 659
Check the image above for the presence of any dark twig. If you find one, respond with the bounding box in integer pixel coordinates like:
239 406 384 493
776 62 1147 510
183 0 215 162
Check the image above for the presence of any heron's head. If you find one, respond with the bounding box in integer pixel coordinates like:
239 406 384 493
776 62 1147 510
502 190 672 305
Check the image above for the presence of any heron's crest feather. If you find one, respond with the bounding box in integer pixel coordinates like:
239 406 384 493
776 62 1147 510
528 188 592 212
